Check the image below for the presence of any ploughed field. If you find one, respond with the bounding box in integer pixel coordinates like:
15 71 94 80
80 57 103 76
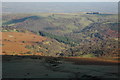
2 55 119 79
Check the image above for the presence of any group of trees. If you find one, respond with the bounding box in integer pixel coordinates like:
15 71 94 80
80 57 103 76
39 31 78 46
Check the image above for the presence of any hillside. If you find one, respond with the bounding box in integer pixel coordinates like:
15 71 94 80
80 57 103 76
1 30 69 56
1 13 119 58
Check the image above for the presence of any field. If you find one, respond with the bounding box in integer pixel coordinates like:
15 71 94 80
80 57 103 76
1 32 46 55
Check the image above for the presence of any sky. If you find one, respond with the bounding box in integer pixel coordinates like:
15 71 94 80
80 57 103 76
1 0 120 2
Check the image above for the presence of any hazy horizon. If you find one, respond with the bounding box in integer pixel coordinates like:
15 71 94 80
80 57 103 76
2 2 118 14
